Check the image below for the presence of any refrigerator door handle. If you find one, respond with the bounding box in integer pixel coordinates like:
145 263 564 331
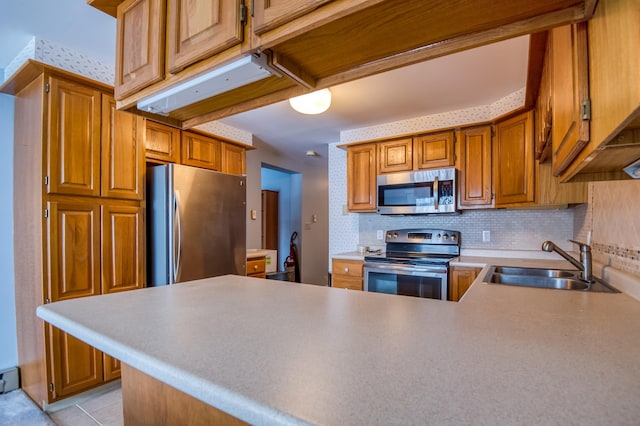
173 191 182 282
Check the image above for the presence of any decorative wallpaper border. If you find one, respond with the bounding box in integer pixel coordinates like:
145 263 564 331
340 88 525 143
195 121 253 146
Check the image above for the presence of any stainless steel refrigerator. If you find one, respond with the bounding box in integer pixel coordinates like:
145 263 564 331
147 163 246 286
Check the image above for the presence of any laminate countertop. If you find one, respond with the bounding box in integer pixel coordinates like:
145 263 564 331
37 259 640 425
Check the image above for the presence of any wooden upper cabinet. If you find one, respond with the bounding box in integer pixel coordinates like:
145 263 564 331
413 131 454 170
458 126 493 208
145 120 181 163
181 131 222 170
49 326 104 399
101 203 145 294
101 96 145 200
115 0 165 100
551 22 590 176
47 77 101 197
221 142 246 175
47 200 101 302
378 138 412 174
347 144 376 212
167 0 244 73
253 0 333 35
494 111 535 207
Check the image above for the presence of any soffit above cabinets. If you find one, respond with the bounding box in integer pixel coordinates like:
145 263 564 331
90 0 594 129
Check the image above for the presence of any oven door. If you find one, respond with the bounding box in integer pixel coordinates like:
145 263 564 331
363 263 448 300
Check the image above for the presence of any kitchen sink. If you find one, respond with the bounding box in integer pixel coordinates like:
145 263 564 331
484 266 619 293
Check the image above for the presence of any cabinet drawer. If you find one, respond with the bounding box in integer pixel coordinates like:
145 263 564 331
247 258 266 276
332 275 363 291
332 259 363 278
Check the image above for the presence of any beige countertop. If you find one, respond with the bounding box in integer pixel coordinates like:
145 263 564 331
246 249 270 259
37 264 640 425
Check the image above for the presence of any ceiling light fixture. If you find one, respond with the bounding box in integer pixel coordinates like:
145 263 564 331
305 150 319 157
289 89 332 115
137 53 279 115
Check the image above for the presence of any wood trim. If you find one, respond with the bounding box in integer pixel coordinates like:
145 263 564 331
524 31 549 110
271 51 317 89
88 0 123 18
121 363 248 425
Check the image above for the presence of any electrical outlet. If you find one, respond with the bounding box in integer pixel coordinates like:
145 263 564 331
377 230 384 240
482 230 490 242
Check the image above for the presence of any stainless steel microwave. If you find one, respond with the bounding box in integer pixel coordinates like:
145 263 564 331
377 167 456 215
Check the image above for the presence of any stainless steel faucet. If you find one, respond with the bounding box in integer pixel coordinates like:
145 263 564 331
541 240 593 282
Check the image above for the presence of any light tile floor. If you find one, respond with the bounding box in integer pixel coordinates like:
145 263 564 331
47 386 124 426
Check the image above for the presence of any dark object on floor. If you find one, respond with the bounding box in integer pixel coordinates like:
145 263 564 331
284 231 300 282
0 390 56 426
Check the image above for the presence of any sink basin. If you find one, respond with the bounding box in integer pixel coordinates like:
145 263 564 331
493 266 576 278
490 273 589 290
484 266 619 293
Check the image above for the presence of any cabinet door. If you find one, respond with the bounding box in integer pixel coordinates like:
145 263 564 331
167 0 244 73
449 267 481 302
551 23 589 176
221 142 246 175
145 120 181 163
347 144 376 212
253 0 333 34
332 259 363 290
494 111 535 207
102 203 145 294
47 77 101 197
413 131 454 170
115 0 165 99
48 326 103 400
459 126 493 208
104 355 121 382
47 200 101 302
378 138 413 174
181 131 222 170
101 95 145 200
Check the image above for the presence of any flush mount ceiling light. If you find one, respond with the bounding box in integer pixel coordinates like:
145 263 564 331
289 88 332 115
137 53 279 115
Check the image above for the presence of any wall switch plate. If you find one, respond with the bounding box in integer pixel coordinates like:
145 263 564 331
377 230 384 240
482 230 490 242
250 209 257 220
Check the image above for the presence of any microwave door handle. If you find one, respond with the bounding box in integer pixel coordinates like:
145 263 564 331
433 176 439 210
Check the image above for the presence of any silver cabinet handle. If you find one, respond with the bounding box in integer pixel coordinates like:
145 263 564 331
433 175 439 210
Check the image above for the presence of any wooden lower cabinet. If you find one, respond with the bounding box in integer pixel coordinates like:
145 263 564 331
104 355 122 382
449 266 482 302
247 257 267 278
332 258 364 290
48 327 104 400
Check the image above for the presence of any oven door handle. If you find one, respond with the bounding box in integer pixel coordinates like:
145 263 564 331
364 263 447 274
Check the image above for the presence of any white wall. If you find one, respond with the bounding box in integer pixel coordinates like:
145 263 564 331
0 93 17 370
246 139 329 285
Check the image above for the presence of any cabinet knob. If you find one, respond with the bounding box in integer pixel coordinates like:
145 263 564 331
344 267 349 273
254 265 258 271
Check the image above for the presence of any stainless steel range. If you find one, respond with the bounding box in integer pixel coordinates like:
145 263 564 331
363 229 461 300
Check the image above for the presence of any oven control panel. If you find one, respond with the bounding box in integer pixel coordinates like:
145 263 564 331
386 229 460 245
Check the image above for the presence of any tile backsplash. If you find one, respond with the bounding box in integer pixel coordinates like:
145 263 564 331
358 209 575 251
575 180 640 276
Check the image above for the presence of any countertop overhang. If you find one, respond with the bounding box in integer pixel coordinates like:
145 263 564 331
37 261 640 425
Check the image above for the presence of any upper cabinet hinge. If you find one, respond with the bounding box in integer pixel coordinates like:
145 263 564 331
240 3 248 24
49 383 54 393
250 0 254 17
581 99 591 120
44 209 49 218
45 83 50 94
44 176 49 186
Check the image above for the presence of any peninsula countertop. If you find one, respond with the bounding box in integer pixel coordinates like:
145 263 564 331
37 266 640 425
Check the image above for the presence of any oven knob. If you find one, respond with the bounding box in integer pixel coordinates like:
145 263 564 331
393 232 399 239
443 234 449 240
436 233 441 239
451 234 457 241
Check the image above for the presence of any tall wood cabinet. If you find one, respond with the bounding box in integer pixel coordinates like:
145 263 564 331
347 144 377 212
458 125 493 208
4 62 145 407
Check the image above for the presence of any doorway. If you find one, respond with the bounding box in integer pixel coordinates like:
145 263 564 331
261 164 302 273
